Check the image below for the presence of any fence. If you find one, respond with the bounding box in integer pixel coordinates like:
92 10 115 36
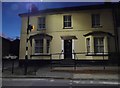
50 51 117 70
2 51 119 75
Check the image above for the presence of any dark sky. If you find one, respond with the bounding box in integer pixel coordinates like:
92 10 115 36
2 2 103 39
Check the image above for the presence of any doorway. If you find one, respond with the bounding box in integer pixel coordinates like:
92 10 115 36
64 39 72 59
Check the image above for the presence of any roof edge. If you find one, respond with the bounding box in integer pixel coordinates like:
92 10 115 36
18 3 115 17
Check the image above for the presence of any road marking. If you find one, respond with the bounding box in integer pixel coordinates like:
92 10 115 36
90 81 94 84
3 78 48 81
73 81 80 84
99 81 120 85
73 80 120 85
50 79 54 82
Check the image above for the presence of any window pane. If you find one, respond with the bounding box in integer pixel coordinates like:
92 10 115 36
86 38 90 46
63 15 71 28
47 40 50 53
64 22 67 27
94 37 104 53
87 46 90 53
35 39 43 53
68 22 71 27
86 38 90 53
92 14 100 27
38 17 45 29
47 47 49 53
99 38 103 45
68 16 71 21
64 16 67 21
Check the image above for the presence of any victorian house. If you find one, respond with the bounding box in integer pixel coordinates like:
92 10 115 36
19 3 119 64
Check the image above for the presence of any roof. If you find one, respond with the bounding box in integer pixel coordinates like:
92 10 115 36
29 33 53 40
19 3 119 17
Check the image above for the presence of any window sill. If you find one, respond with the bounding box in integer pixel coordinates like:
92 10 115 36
37 28 46 30
92 25 103 28
63 27 73 29
30 53 51 57
86 53 108 56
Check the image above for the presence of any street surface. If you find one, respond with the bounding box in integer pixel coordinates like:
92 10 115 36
2 78 119 88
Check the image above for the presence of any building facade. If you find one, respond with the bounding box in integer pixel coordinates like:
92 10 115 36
19 3 118 62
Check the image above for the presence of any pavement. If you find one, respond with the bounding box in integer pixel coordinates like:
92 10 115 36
2 62 120 81
1 60 120 88
36 66 120 80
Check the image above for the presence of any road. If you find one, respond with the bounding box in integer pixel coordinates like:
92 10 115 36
2 78 119 88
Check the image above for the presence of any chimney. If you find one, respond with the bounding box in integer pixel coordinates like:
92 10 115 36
30 4 39 12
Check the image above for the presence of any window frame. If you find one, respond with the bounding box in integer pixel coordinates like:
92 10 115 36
38 17 46 30
91 14 102 28
46 40 50 53
34 39 44 54
94 37 104 54
86 38 90 54
63 15 72 29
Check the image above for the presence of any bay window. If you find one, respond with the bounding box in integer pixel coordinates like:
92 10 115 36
34 39 50 54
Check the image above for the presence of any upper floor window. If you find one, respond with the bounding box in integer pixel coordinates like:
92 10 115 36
91 14 101 28
38 17 46 30
94 37 104 53
63 15 72 28
35 39 43 53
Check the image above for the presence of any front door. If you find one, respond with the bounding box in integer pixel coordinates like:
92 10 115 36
64 39 72 59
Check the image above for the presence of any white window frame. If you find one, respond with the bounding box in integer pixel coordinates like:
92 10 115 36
63 15 72 28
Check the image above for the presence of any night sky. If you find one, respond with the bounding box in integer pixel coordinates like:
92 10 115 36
2 2 105 39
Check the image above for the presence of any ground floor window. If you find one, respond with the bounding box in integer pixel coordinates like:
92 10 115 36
85 36 105 55
94 37 104 53
35 39 43 53
47 40 50 53
86 38 90 53
34 39 50 54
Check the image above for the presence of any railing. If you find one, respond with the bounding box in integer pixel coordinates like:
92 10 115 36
2 52 119 75
50 51 110 70
59 50 63 60
2 55 18 74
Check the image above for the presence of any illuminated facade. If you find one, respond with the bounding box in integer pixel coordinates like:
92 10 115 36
19 3 119 62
